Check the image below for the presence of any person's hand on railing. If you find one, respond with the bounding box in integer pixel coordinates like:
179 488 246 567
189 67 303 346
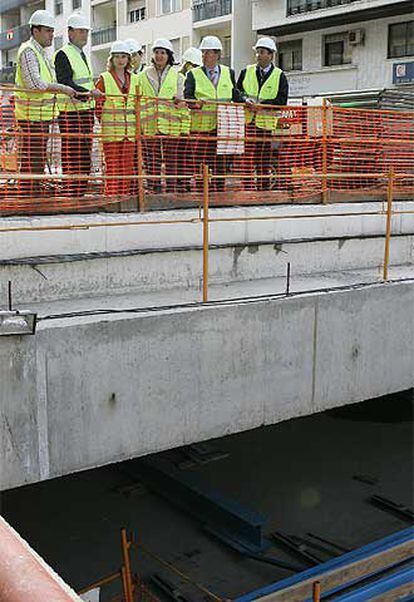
189 100 204 110
90 88 105 99
245 98 259 112
58 84 77 97
173 98 187 109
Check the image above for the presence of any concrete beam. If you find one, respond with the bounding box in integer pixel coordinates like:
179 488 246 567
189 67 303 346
1 280 413 491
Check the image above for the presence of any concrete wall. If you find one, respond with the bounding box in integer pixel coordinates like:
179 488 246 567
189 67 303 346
1 280 413 491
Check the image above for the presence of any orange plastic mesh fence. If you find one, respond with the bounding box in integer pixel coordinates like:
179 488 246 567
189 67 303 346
0 86 413 214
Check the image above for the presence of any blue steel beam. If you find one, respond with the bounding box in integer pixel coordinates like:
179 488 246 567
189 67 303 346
234 527 414 602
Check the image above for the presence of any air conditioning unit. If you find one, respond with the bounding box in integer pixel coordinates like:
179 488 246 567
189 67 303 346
348 29 365 45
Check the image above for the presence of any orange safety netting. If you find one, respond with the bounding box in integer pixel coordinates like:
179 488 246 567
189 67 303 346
0 85 413 215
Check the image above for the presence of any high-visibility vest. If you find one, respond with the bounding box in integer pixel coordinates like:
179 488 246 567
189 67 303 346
56 44 94 112
100 71 139 142
15 40 58 122
242 64 282 131
137 67 190 136
191 65 233 132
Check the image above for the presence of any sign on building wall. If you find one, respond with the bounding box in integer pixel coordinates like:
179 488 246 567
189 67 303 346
393 62 414 85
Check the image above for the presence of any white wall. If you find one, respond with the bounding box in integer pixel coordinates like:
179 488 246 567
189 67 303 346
119 8 192 61
278 14 414 96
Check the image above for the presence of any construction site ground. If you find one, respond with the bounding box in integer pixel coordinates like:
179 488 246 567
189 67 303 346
1 390 412 601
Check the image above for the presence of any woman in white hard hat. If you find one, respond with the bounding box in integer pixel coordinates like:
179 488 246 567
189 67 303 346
95 41 140 197
125 38 145 74
179 47 202 77
137 38 190 194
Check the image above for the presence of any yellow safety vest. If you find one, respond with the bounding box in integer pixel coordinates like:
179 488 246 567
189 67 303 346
15 40 58 122
243 64 282 131
191 65 233 132
56 44 94 112
137 67 190 136
100 71 139 142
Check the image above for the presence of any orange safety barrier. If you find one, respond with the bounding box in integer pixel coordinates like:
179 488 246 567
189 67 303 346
0 85 413 214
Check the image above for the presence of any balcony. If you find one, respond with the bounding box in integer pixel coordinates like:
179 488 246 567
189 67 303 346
91 26 116 47
193 0 232 22
0 24 30 51
0 0 28 13
0 65 16 83
287 0 359 16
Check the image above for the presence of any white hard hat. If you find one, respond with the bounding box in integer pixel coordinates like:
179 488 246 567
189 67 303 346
124 38 143 54
110 41 131 55
152 38 174 53
67 13 91 30
199 36 223 51
182 47 202 66
29 9 55 28
254 37 277 53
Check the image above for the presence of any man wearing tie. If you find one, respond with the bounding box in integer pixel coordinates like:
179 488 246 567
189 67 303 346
237 37 288 191
184 35 243 192
54 14 102 195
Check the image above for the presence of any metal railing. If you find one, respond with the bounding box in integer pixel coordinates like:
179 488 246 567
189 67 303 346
287 0 359 15
91 25 116 46
0 24 30 51
0 66 16 83
193 0 232 22
0 0 31 13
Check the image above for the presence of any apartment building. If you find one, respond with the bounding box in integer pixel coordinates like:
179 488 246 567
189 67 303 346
0 0 257 81
252 0 414 96
0 0 45 79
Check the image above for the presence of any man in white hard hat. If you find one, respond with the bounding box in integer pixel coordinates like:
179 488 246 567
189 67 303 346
54 14 101 196
14 9 76 194
125 39 145 74
179 47 202 77
184 35 243 192
237 37 288 191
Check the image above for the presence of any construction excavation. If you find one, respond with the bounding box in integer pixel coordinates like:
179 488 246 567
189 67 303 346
0 53 413 602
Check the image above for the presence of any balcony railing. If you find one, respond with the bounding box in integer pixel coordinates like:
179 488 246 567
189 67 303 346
193 0 232 22
287 0 359 16
91 26 116 47
0 24 30 51
0 0 32 13
0 65 16 83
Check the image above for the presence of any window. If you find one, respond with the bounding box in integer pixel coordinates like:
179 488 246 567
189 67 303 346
324 32 351 66
129 7 146 22
159 0 181 15
388 21 414 58
55 0 63 15
72 0 81 9
278 40 302 71
170 37 180 59
55 35 63 50
129 0 146 22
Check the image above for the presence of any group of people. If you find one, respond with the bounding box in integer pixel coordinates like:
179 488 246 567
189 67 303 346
13 9 289 197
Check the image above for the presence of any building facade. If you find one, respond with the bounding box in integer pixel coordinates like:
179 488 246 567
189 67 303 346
252 0 414 97
0 0 45 79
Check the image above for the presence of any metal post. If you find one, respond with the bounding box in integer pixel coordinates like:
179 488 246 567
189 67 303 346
135 92 145 212
202 163 210 303
321 99 328 204
313 580 321 602
383 168 394 281
120 528 134 602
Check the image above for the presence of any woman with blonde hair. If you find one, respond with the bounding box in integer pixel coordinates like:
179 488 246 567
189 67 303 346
95 41 139 196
